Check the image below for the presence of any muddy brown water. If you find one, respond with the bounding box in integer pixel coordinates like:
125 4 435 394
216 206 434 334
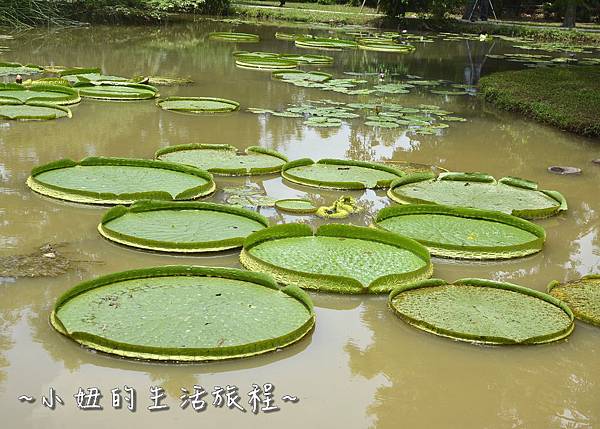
0 20 599 429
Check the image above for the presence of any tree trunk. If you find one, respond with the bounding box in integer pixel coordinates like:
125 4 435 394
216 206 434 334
563 0 577 28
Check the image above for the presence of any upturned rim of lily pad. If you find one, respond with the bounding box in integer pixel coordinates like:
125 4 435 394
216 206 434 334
389 278 575 345
50 265 315 361
154 143 288 175
208 32 260 42
374 204 546 260
98 200 269 253
74 82 158 101
27 157 216 205
274 198 318 214
240 223 432 294
282 158 405 190
387 171 568 219
547 274 600 327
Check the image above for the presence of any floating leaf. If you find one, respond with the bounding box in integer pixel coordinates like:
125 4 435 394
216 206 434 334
155 144 287 176
375 204 545 259
76 82 158 100
389 278 574 345
51 266 315 361
209 32 260 42
548 275 600 327
27 157 216 205
275 199 318 214
295 37 358 50
272 70 332 83
157 96 239 113
240 224 432 294
388 172 568 219
99 200 268 253
0 101 71 120
282 158 403 189
0 83 80 105
0 61 43 77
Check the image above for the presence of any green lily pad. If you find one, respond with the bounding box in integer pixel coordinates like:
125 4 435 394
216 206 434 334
0 61 43 76
75 83 158 100
282 158 404 189
0 101 72 120
295 37 358 50
209 32 260 42
240 224 432 294
0 83 80 105
51 266 314 361
389 278 574 345
374 83 413 94
235 56 298 70
357 39 416 53
59 67 130 84
279 54 333 65
223 184 276 208
430 89 469 96
155 144 287 176
303 117 342 127
157 96 239 113
388 172 567 219
275 32 300 41
272 70 332 83
27 157 216 205
375 204 546 259
548 275 600 327
99 200 268 253
275 199 318 214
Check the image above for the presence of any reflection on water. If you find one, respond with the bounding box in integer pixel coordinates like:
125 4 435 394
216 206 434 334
0 19 599 429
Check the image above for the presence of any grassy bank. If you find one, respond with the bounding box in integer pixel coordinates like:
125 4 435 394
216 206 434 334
479 66 600 138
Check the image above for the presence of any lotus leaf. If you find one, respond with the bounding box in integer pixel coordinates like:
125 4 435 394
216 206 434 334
548 275 600 326
155 144 287 176
157 96 239 113
209 32 260 42
275 199 318 214
388 172 567 219
0 83 80 105
240 224 432 294
375 204 545 259
51 266 314 361
283 158 403 189
76 83 158 100
27 157 215 205
99 200 268 253
0 101 71 120
389 278 574 345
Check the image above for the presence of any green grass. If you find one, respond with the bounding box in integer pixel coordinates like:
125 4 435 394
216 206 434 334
479 66 600 138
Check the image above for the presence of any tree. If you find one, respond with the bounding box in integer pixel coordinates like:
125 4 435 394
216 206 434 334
563 0 577 27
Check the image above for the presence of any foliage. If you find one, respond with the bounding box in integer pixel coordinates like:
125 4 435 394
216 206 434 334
479 66 600 137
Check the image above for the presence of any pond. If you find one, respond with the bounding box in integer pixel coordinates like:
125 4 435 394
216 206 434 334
1 19 599 428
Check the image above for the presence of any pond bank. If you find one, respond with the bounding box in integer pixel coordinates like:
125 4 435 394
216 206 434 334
479 66 600 138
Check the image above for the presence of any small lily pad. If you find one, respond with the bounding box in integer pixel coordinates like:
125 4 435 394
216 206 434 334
389 278 574 345
51 266 314 361
275 199 318 214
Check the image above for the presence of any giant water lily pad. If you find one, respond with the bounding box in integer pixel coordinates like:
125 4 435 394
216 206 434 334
209 32 260 42
50 266 315 361
241 224 432 294
27 157 216 205
295 37 357 50
99 200 268 253
0 62 43 76
388 172 567 219
375 204 546 260
0 83 80 105
155 144 287 175
0 101 72 120
282 158 404 190
75 83 157 100
275 199 318 214
357 39 415 53
235 56 297 70
157 97 239 113
272 70 332 83
548 275 600 326
59 67 130 84
389 278 574 345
